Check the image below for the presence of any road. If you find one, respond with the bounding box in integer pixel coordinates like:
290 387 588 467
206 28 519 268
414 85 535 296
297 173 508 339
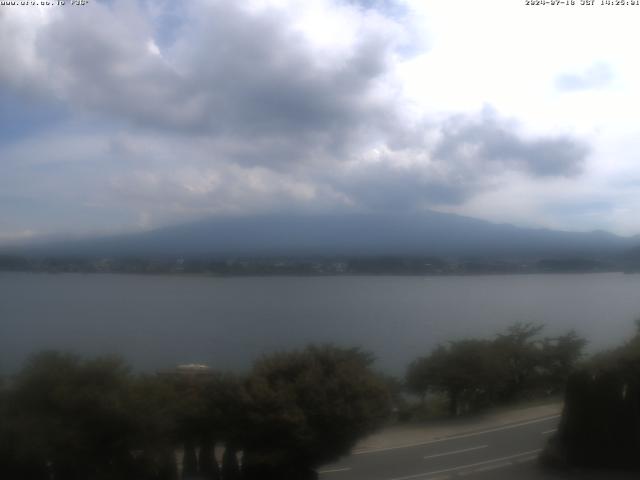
317 415 634 480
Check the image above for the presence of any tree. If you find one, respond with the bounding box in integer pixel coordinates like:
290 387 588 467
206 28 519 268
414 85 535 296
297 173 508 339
543 323 640 471
221 444 241 480
239 345 391 479
405 358 431 403
166 374 210 479
409 340 504 416
4 351 138 480
540 330 587 393
198 437 220 480
493 322 545 400
149 369 245 479
405 323 586 417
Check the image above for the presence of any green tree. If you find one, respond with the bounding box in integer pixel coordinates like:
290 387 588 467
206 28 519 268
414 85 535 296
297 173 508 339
409 340 504 416
405 358 431 403
127 373 183 479
221 444 241 480
406 323 585 417
239 345 391 479
544 322 640 470
540 330 587 393
198 437 220 480
4 351 138 480
493 322 545 400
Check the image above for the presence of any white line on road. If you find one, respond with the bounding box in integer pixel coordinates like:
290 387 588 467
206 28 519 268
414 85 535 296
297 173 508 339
541 429 557 435
385 449 542 480
318 467 352 475
353 415 560 455
423 445 488 460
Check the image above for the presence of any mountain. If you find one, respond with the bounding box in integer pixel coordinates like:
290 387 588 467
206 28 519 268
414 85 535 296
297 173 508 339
8 211 639 260
623 245 640 271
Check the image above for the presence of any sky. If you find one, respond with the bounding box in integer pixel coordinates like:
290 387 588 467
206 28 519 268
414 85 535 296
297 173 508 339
1 0 640 244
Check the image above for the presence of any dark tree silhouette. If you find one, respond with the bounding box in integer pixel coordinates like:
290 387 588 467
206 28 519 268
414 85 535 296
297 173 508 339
2 352 138 480
198 438 220 480
182 439 198 478
406 323 586 417
221 444 241 480
544 324 640 471
239 345 391 478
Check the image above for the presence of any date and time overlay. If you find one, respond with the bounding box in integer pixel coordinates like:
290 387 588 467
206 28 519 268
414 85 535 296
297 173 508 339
0 1 88 6
526 0 640 5
1 0 640 7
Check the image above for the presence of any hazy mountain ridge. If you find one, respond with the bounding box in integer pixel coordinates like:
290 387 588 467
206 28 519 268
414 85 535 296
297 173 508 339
6 211 639 261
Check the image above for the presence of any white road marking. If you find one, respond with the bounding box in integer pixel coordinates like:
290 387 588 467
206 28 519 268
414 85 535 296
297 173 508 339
385 449 542 480
318 467 352 474
541 428 557 435
423 445 488 460
353 415 560 455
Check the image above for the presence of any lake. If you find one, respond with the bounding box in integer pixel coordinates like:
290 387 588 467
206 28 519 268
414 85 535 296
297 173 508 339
1 272 640 375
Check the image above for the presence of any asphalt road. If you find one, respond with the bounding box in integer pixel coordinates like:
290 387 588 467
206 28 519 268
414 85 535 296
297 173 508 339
317 415 636 480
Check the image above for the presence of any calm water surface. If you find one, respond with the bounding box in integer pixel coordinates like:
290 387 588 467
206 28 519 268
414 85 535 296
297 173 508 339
1 272 640 375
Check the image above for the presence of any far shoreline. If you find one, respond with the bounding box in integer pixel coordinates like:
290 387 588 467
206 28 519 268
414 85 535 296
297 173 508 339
1 269 637 278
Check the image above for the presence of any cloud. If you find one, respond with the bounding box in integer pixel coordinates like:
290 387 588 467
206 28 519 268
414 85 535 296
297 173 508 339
334 161 470 210
0 1 595 237
329 109 589 211
555 62 613 92
433 110 588 178
0 229 37 244
2 1 403 156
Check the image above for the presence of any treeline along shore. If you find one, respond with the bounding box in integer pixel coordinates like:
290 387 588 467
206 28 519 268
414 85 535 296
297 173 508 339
2 254 638 276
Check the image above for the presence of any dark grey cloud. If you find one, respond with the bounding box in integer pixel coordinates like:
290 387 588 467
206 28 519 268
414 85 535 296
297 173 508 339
555 62 613 91
28 7 190 129
23 1 398 168
335 162 470 210
433 111 588 178
326 110 590 212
